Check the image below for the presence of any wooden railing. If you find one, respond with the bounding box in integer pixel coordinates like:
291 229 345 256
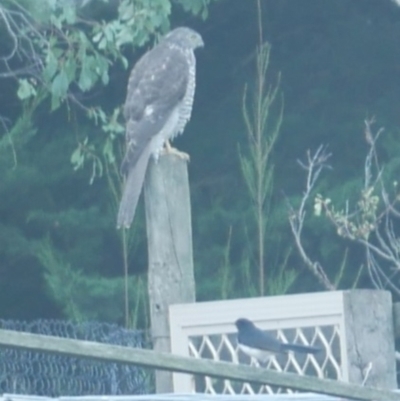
0 329 399 401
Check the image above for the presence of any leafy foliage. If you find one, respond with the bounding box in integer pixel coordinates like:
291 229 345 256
0 0 216 324
1 0 214 179
35 237 149 324
2 0 400 322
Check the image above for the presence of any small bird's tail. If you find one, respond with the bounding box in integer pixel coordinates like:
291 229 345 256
117 145 151 229
281 342 321 354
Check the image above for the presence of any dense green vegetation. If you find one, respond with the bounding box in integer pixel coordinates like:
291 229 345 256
1 0 400 326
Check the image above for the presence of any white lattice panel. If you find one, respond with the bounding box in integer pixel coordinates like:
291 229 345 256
169 292 348 393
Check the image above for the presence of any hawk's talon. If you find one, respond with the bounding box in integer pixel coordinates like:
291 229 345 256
163 140 190 161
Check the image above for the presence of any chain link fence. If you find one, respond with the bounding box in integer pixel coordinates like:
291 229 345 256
0 320 153 396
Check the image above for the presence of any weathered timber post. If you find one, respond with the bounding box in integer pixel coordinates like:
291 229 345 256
144 153 195 393
391 302 400 339
342 290 396 388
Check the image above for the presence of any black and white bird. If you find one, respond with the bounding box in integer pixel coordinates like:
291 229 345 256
235 318 321 363
117 27 204 229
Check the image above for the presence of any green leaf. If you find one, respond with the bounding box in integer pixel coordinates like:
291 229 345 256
47 0 57 11
43 50 58 82
64 57 77 82
63 3 76 24
51 94 61 111
78 56 94 91
120 56 128 69
51 70 69 98
103 137 115 164
50 14 62 30
103 24 115 43
98 36 108 50
92 31 103 43
17 79 37 100
71 147 85 170
95 54 109 85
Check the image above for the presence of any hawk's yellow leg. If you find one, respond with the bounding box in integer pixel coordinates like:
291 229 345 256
163 140 190 161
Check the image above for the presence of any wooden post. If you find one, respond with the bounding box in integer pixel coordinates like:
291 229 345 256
342 290 396 389
144 153 195 393
392 302 400 338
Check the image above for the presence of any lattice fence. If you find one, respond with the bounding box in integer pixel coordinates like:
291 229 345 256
188 324 341 394
0 320 153 396
169 292 346 393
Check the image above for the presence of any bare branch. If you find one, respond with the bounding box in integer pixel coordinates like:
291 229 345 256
287 145 336 290
307 119 400 297
0 3 47 80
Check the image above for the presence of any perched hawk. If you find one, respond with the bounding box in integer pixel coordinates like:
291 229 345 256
117 27 204 229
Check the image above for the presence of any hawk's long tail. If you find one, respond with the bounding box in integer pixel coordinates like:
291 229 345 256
117 145 151 229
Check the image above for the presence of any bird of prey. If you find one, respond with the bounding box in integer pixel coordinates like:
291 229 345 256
235 318 321 363
117 27 204 229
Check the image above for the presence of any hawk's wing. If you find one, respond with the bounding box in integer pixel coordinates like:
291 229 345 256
117 43 189 229
121 44 189 176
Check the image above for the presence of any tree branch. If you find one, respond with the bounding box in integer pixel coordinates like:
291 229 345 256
287 145 336 290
